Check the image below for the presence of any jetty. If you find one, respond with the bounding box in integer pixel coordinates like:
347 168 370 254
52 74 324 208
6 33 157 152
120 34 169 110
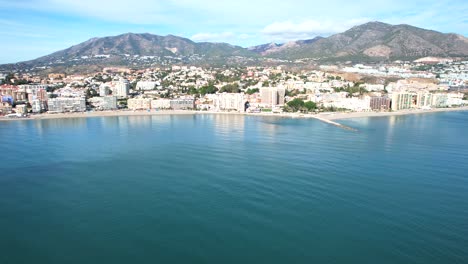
311 115 358 131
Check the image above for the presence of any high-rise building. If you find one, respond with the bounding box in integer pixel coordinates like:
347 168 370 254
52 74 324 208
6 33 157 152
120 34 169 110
111 80 130 98
260 87 286 107
416 92 433 108
391 93 415 111
370 96 391 110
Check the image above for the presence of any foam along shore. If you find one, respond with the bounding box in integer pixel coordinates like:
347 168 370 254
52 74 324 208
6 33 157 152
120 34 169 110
317 106 468 121
1 106 467 124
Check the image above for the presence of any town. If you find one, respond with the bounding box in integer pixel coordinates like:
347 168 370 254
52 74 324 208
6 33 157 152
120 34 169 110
1 58 468 119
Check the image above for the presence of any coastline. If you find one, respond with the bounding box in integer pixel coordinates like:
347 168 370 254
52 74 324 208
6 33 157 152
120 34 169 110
1 106 468 123
317 106 468 120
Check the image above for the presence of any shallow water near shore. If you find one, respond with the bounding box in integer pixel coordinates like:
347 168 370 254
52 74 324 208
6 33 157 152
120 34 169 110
1 112 468 263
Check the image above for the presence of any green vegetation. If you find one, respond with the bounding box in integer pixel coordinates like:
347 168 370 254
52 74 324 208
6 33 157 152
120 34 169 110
286 98 305 112
285 98 318 112
246 88 259 95
219 83 240 93
333 82 367 95
199 83 218 95
304 101 317 111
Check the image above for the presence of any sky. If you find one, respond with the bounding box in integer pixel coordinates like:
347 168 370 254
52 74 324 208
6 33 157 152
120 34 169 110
0 0 467 64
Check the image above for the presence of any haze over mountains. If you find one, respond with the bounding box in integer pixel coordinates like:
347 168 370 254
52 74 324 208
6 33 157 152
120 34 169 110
2 21 468 71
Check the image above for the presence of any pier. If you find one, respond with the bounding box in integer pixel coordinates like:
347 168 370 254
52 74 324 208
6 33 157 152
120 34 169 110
311 115 358 131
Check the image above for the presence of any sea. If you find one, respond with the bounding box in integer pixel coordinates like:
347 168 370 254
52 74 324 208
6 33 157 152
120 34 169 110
1 112 467 263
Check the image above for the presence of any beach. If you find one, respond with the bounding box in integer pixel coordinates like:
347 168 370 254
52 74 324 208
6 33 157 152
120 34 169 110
1 106 468 123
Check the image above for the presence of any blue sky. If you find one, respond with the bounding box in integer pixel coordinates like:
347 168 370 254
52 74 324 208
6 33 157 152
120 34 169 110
0 0 467 63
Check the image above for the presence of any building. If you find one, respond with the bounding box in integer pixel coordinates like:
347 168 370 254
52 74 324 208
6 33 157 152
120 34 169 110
127 98 151 110
111 80 129 98
391 93 415 111
0 85 27 102
47 97 86 113
151 99 171 109
26 88 48 103
0 101 12 115
370 97 391 111
15 104 28 115
136 81 159 90
31 99 46 113
416 92 433 108
431 93 448 108
210 93 246 112
88 96 117 110
260 87 286 107
99 85 110 97
170 98 195 110
322 97 371 112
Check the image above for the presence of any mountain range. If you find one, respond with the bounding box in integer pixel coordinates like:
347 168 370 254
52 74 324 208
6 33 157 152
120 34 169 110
2 21 468 71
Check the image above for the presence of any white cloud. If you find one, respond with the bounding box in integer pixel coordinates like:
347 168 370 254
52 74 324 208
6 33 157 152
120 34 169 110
191 32 235 42
261 19 370 41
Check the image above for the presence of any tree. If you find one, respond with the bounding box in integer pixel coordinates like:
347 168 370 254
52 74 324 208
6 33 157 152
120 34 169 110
220 83 240 93
246 88 259 95
199 83 218 95
287 98 305 112
304 101 317 111
262 81 270 87
187 86 198 95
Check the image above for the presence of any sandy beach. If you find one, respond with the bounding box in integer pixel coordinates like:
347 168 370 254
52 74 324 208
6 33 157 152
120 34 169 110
317 106 468 120
1 106 468 123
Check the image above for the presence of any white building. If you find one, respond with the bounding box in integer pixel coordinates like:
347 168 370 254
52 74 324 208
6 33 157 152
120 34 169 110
260 87 286 107
151 99 171 109
31 99 46 113
127 98 151 110
88 96 117 110
48 97 86 113
136 81 160 90
99 85 110 96
322 97 371 112
210 93 246 112
110 80 129 98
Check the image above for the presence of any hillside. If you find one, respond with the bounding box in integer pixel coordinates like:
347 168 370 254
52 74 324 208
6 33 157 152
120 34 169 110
1 22 468 72
265 21 468 61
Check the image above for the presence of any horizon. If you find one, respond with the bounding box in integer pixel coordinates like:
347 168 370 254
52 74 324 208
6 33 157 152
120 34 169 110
1 0 467 64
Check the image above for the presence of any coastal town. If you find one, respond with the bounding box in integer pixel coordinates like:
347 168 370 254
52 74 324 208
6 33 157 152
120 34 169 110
1 58 468 120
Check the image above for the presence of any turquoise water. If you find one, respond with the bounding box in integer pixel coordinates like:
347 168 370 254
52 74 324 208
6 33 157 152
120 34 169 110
1 112 468 263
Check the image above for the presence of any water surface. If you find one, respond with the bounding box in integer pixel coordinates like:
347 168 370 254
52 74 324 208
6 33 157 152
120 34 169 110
1 112 467 263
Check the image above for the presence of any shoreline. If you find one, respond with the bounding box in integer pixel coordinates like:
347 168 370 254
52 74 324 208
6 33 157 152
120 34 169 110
1 106 468 123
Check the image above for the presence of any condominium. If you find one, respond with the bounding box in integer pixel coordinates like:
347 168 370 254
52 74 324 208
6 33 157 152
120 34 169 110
391 93 415 111
211 93 246 112
260 87 286 107
88 96 117 110
127 98 151 110
151 98 195 110
48 97 86 113
370 96 391 110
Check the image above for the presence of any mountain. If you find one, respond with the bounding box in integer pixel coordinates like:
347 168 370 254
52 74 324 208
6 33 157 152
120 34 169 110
2 33 258 71
39 33 254 60
2 22 468 72
266 21 468 61
248 37 323 56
